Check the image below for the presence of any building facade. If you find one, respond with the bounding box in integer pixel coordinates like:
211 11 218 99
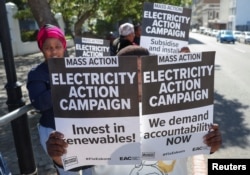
227 0 250 31
191 0 221 29
192 0 250 31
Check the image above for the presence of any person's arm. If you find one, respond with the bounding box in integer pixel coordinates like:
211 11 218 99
27 71 52 111
203 123 222 154
46 131 68 166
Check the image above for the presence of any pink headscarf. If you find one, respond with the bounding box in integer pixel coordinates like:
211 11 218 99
37 24 66 50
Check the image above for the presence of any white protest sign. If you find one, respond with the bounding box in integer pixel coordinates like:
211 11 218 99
140 52 215 160
140 2 192 54
48 56 140 170
75 37 110 57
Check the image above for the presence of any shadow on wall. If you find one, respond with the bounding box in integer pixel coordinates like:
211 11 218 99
214 91 250 148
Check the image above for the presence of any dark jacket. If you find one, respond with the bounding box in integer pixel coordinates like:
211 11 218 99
27 62 55 129
133 36 140 45
111 36 135 55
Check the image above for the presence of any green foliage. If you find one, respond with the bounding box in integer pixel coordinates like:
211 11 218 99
14 8 34 19
95 19 117 38
20 30 37 42
13 0 192 39
6 0 33 19
99 0 187 24
96 0 191 37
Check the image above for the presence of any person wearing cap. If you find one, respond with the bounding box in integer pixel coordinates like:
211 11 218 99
26 24 92 175
110 22 137 56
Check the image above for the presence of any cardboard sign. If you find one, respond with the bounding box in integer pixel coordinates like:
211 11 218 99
140 52 215 160
75 37 110 57
48 56 140 170
48 51 215 170
140 2 192 54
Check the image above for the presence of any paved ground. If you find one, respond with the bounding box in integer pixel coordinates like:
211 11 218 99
0 50 207 175
0 52 58 175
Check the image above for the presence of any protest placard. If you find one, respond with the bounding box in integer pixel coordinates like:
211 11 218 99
140 51 215 160
75 37 110 57
140 2 192 54
48 56 140 170
48 51 215 169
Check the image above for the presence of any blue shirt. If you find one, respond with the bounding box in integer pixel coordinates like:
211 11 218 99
27 61 55 129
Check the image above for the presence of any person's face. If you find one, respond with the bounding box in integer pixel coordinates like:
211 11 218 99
127 32 135 42
42 38 65 61
136 26 142 36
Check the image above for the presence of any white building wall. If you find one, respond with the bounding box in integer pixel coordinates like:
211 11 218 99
219 0 230 24
202 4 210 27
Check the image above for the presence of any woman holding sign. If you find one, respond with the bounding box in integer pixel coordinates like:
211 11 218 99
26 24 91 175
